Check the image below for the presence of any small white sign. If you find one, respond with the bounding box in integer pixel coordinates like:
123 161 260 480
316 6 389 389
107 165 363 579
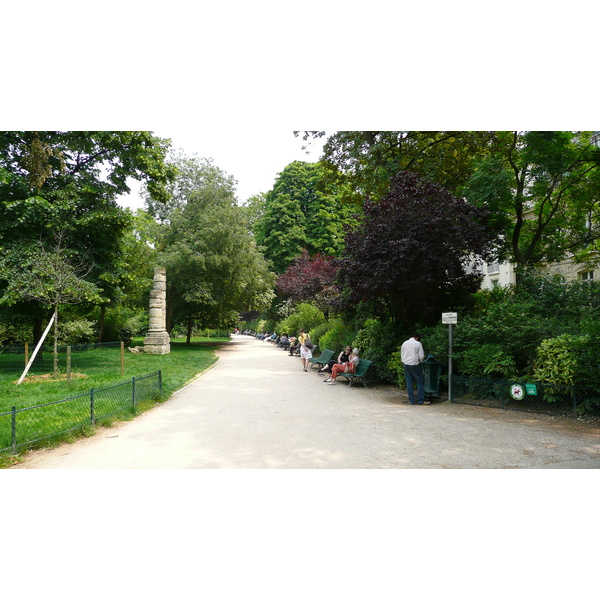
442 312 458 324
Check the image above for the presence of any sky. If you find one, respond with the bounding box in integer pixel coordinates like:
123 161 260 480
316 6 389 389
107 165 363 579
116 130 327 210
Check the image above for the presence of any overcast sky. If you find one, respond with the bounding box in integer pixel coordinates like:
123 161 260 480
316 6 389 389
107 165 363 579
116 130 327 210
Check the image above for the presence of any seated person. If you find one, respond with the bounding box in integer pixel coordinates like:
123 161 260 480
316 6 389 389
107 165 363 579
325 348 360 385
319 346 352 375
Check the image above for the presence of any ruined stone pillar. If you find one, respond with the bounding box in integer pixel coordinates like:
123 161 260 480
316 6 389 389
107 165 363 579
143 267 171 354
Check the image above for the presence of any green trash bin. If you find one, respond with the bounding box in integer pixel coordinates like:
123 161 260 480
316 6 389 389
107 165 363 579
422 354 442 398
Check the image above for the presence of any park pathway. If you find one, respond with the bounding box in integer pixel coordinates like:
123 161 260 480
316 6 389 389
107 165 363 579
13 335 600 468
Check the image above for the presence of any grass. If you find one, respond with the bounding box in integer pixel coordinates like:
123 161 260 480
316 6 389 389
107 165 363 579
0 336 229 463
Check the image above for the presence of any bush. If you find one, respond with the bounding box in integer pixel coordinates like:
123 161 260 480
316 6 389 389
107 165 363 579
276 303 325 336
533 334 586 387
57 319 96 345
317 318 356 354
460 344 518 379
351 318 400 383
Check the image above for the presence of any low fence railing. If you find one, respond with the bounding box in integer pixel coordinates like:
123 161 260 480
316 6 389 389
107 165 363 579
452 375 600 416
0 341 123 374
0 370 162 455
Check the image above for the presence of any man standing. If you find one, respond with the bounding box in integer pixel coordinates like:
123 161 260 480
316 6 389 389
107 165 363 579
401 334 429 405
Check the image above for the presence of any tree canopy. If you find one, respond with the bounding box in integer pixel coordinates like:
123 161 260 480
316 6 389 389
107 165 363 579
337 171 497 328
462 131 600 273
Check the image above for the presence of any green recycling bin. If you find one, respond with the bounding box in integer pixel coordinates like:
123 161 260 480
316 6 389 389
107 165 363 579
422 354 442 398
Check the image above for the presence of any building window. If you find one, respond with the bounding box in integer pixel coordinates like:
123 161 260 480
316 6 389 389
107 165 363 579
490 279 499 288
579 271 594 281
487 262 500 274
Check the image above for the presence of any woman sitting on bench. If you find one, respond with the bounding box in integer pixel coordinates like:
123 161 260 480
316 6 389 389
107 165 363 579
324 348 359 385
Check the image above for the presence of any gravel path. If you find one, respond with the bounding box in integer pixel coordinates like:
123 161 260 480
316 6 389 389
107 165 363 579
12 335 600 469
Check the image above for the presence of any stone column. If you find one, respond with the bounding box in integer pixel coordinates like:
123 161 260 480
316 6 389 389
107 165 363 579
143 267 171 354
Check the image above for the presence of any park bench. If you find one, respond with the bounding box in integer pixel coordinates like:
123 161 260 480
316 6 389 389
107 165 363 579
338 358 373 387
308 348 335 370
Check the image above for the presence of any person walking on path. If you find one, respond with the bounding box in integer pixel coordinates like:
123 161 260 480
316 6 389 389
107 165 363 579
325 348 360 385
401 334 429 405
299 330 313 372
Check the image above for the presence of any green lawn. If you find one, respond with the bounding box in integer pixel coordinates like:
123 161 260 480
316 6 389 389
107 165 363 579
0 337 229 460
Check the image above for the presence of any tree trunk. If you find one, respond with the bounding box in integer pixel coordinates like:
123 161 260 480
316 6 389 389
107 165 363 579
186 314 193 345
97 304 106 342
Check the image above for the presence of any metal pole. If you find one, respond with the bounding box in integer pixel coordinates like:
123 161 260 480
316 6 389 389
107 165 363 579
120 341 125 377
90 388 95 425
448 323 453 403
132 376 136 407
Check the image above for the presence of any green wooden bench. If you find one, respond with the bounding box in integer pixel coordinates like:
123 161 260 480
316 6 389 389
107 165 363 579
308 348 334 369
338 358 373 387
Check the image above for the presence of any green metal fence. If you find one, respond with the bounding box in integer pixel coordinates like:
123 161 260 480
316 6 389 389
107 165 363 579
0 370 162 455
452 375 600 416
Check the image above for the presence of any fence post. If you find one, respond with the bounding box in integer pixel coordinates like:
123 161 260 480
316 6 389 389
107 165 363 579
67 346 72 386
24 342 29 368
132 376 136 408
120 341 125 377
90 388 95 425
158 370 162 393
11 406 16 455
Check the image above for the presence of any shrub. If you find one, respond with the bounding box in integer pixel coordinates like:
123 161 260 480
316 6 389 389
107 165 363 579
317 318 356 354
460 344 518 379
57 319 96 345
351 318 399 383
276 303 325 336
533 334 586 387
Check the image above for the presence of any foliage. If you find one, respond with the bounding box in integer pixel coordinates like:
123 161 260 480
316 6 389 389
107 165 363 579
299 131 498 203
462 131 600 273
459 344 518 379
0 131 176 341
351 318 400 383
337 171 497 329
533 334 585 387
56 319 96 345
255 161 352 273
275 250 340 318
156 155 275 339
314 318 356 354
275 303 325 337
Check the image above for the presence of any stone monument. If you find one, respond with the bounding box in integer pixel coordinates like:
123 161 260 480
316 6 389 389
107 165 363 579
143 267 170 354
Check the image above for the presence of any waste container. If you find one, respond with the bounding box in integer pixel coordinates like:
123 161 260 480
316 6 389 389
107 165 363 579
422 354 442 398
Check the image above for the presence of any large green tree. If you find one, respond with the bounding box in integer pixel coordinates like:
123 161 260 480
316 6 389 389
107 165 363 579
255 160 352 273
0 131 176 341
157 156 275 340
462 131 600 275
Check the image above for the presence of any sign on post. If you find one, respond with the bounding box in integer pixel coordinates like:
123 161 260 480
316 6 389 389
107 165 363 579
442 313 457 402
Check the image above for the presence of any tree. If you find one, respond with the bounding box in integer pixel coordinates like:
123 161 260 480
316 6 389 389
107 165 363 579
297 131 497 203
275 250 339 318
462 131 600 276
337 171 497 329
255 160 351 272
0 231 102 372
157 156 275 340
0 131 176 341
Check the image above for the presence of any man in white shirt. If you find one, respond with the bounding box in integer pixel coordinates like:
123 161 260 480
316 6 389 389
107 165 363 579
400 334 429 405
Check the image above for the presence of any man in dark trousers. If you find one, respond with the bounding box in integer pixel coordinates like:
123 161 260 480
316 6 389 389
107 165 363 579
401 333 429 405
